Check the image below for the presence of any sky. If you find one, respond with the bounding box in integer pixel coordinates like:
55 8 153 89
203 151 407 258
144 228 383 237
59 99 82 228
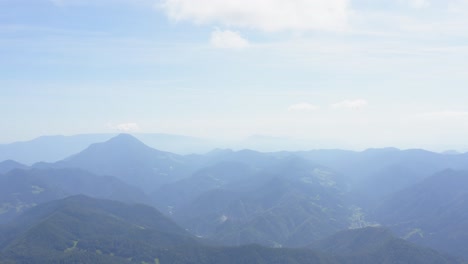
1 0 468 151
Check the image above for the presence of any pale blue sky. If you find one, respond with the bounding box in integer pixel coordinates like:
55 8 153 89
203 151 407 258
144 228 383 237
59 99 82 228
1 0 468 150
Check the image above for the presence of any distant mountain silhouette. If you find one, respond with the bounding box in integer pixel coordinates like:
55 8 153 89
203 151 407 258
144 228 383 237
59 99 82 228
43 134 193 192
0 133 217 165
297 148 468 201
0 134 115 165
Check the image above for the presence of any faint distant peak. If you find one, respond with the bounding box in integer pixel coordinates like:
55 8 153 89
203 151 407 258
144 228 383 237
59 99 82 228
362 147 400 153
74 133 157 156
207 148 234 155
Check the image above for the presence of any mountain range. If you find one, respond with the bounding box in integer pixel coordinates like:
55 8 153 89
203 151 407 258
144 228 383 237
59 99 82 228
0 133 214 165
1 133 468 262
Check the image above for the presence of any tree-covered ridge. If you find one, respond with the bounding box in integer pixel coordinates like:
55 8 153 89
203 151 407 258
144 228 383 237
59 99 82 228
312 227 459 264
374 169 468 259
0 168 148 224
0 196 460 264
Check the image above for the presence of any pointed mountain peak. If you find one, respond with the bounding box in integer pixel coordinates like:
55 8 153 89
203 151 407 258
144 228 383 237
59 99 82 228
95 133 155 151
106 133 142 144
59 133 159 164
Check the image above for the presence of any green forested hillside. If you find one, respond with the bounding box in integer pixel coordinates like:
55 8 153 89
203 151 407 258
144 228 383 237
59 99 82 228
374 169 468 259
0 195 196 263
0 168 149 224
162 156 351 247
0 196 460 264
312 227 459 264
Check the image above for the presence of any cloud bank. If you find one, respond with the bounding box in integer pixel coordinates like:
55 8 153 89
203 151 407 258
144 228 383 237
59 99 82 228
159 0 350 32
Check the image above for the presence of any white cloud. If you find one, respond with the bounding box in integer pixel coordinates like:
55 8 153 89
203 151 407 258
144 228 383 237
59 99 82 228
404 0 430 8
210 29 249 49
288 103 320 112
108 122 141 132
159 0 350 32
331 99 368 110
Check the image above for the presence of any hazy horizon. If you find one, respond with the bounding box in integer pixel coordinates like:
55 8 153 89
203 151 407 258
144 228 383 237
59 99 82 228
1 132 467 154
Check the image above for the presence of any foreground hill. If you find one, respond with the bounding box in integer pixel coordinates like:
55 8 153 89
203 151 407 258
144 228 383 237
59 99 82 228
0 196 337 264
374 169 468 259
312 227 459 264
0 196 459 264
0 168 148 224
0 195 196 264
